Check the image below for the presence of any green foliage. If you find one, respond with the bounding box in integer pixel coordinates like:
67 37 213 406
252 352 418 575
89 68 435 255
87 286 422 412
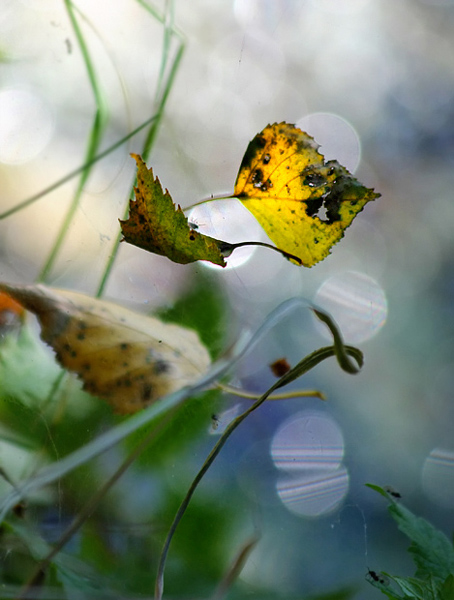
366 485 454 600
158 270 228 360
125 273 226 468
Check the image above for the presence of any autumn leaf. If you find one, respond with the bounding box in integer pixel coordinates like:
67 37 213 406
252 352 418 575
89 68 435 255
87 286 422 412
120 154 227 267
234 122 380 266
0 283 211 414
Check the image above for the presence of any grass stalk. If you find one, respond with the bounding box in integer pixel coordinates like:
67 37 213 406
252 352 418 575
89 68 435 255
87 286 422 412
37 0 108 283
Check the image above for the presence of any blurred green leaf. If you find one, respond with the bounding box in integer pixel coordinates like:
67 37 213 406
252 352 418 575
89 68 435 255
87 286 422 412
367 485 454 600
387 502 454 581
0 324 62 408
159 491 238 598
390 575 439 600
6 518 117 597
158 270 227 359
441 574 454 600
128 273 227 468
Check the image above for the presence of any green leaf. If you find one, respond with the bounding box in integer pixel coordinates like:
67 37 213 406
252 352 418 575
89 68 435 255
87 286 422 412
234 122 380 267
388 502 454 581
120 154 227 266
0 324 62 409
366 570 404 600
367 484 454 593
365 483 391 500
6 518 116 596
158 270 227 360
441 574 454 600
390 575 439 600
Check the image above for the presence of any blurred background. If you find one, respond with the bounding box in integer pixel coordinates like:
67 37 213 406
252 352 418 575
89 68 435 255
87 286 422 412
1 0 454 598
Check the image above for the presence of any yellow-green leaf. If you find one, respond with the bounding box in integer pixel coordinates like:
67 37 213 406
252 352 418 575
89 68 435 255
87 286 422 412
0 283 211 414
120 154 226 267
234 122 380 267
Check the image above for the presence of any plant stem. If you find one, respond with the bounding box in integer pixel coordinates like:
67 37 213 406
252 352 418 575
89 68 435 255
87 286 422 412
38 0 108 283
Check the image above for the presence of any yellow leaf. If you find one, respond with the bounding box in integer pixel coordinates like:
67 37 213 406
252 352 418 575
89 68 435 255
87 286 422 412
0 283 211 414
234 122 380 266
120 154 226 267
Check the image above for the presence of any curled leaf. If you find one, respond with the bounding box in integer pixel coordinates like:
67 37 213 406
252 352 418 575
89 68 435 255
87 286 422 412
234 122 380 266
0 283 211 414
120 154 226 267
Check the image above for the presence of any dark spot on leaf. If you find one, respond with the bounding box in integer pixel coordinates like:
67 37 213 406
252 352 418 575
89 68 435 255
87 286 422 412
84 380 97 392
142 383 153 402
154 360 169 374
252 169 264 188
70 350 77 358
82 362 91 371
189 233 196 241
302 171 327 188
120 343 129 351
262 153 271 164
238 134 267 172
77 332 85 340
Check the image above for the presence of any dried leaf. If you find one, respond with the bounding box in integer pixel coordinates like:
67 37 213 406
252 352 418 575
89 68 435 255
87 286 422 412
0 283 211 414
234 122 380 266
120 154 226 267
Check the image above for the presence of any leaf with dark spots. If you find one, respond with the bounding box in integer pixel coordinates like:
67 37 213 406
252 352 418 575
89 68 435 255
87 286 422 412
0 283 211 414
120 154 226 267
234 122 380 266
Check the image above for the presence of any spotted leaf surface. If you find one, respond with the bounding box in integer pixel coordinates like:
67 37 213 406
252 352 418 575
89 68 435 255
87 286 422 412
120 154 226 267
234 122 380 266
0 283 211 414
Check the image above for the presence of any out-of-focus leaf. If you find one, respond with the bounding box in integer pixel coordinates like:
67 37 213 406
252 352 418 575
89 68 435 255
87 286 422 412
6 519 117 597
0 283 211 414
158 271 227 359
441 574 454 600
367 485 454 599
387 502 454 581
0 322 62 408
390 575 439 600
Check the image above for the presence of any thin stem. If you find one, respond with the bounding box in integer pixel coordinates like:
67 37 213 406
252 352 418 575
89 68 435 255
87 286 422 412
220 240 303 265
154 384 277 600
183 193 234 213
38 0 108 283
217 382 325 401
96 0 185 297
0 116 156 221
154 311 363 598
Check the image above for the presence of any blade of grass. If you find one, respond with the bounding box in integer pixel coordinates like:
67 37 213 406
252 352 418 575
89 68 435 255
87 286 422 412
38 0 108 283
96 0 185 297
0 116 157 221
